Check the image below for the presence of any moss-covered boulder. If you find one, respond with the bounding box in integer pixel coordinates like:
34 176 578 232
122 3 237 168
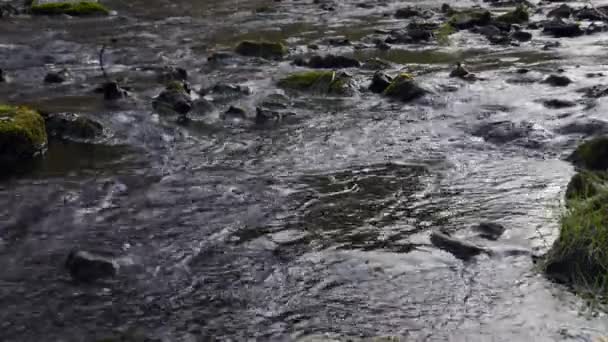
45 112 103 140
0 105 47 165
564 171 607 202
448 9 493 30
152 81 193 115
278 70 354 95
383 73 428 102
496 6 529 24
235 40 288 60
567 136 608 171
30 0 110 16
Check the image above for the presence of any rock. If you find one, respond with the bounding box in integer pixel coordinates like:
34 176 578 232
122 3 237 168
486 33 511 45
101 81 129 100
395 7 421 19
511 30 532 42
361 58 392 70
44 112 103 140
0 3 19 17
567 136 608 171
448 9 493 30
548 4 573 18
278 70 355 95
565 171 603 201
542 98 576 109
255 107 296 126
326 37 351 46
153 81 193 115
556 119 608 136
65 250 118 282
44 69 69 84
200 83 252 104
383 73 428 102
430 230 488 260
369 72 392 94
0 69 6 83
473 25 502 37
496 5 529 24
574 6 608 21
257 93 290 110
472 120 535 144
304 54 361 69
449 63 476 80
30 0 110 16
473 222 506 240
579 85 608 99
223 106 247 120
542 19 583 37
0 105 47 166
235 40 288 60
157 66 188 84
543 74 572 87
386 28 434 44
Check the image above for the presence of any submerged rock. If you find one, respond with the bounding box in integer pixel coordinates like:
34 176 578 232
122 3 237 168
395 7 422 19
369 72 392 94
65 250 118 282
510 30 532 42
153 81 193 115
157 66 188 84
235 40 288 60
44 69 69 84
0 105 47 166
556 119 608 136
449 63 476 80
383 73 427 102
543 74 572 87
496 5 529 24
430 230 488 260
45 112 103 140
542 98 576 109
548 4 573 18
448 9 493 30
278 70 355 95
473 222 506 240
472 120 538 144
304 54 361 69
101 81 129 100
222 106 247 120
255 107 296 126
542 19 583 37
567 136 608 171
30 0 110 16
0 69 6 83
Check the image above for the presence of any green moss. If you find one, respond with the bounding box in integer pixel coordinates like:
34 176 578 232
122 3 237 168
165 81 185 92
0 105 47 161
235 40 288 59
496 5 529 24
435 22 456 45
31 1 109 16
565 171 608 202
568 136 608 171
278 70 352 95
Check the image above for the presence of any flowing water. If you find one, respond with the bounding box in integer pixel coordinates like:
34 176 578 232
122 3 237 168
2 0 608 340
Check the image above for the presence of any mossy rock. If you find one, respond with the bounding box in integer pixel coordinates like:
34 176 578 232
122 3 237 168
496 5 529 24
383 73 428 102
0 105 47 165
448 9 493 30
235 40 288 59
567 136 608 171
565 171 607 202
45 112 103 140
278 70 354 95
31 0 110 16
543 190 608 289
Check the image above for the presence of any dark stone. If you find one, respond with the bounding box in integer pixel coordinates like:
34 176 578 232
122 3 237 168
543 74 572 87
450 10 493 30
234 41 287 59
255 107 296 126
574 6 608 21
579 85 608 98
543 98 576 109
548 4 573 18
383 74 428 102
102 81 128 100
473 222 506 240
44 70 68 84
369 72 392 94
153 83 193 115
487 34 511 45
473 25 502 37
472 120 535 144
386 28 434 44
542 19 583 37
430 230 488 260
157 66 188 83
326 37 351 46
567 136 608 170
0 69 5 83
65 250 118 282
395 7 421 19
449 63 476 80
361 58 392 70
0 3 19 17
511 30 532 42
223 106 247 120
45 112 103 140
306 54 361 69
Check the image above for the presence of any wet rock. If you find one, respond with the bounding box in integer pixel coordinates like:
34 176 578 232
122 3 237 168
395 7 421 19
473 25 502 37
223 106 247 120
585 22 606 35
386 28 434 44
543 74 572 87
200 83 252 104
486 33 511 45
257 93 290 110
325 37 351 46
382 73 427 102
278 70 355 95
361 58 392 70
302 54 361 69
472 120 536 144
574 6 608 21
496 5 529 24
0 3 19 17
207 52 236 63
0 105 47 166
255 107 296 126
430 230 488 260
45 112 103 140
44 69 69 84
448 9 493 30
369 72 392 94
567 136 608 171
0 69 6 83
565 171 603 201
30 0 110 16
510 30 532 42
101 81 129 100
542 98 576 109
157 66 188 84
473 222 506 240
65 250 118 282
542 19 583 37
235 40 288 59
578 85 608 98
153 81 192 115
556 119 608 136
548 4 573 18
449 63 476 80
